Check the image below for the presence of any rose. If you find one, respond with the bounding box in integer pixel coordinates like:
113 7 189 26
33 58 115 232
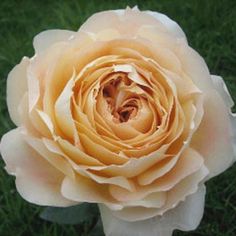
1 7 235 236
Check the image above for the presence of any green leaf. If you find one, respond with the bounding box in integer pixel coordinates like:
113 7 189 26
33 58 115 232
89 219 105 236
40 203 99 225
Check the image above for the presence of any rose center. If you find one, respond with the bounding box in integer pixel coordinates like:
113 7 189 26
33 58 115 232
102 75 139 123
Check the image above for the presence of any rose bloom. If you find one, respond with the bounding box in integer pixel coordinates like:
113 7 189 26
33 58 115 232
1 7 236 236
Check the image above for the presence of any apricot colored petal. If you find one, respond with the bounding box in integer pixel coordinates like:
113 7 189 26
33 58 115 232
79 133 128 165
76 168 134 192
36 109 55 135
58 137 103 166
88 145 169 178
54 73 78 141
113 64 149 87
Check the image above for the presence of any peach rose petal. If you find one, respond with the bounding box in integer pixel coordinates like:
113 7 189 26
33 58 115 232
41 138 134 191
137 25 181 53
136 26 213 92
106 121 142 140
33 29 75 54
146 44 182 74
120 192 167 209
19 99 52 139
175 43 214 92
57 137 103 166
157 166 208 215
36 109 55 136
99 185 206 236
231 114 236 156
113 64 150 87
18 94 44 137
94 28 121 41
79 133 128 165
109 148 204 203
111 165 208 222
0 128 75 206
100 203 171 236
7 57 30 126
42 49 74 130
54 72 78 141
61 175 122 210
75 122 122 152
191 90 235 178
79 7 166 37
137 155 180 186
2 7 236 236
159 184 206 231
144 11 187 39
211 75 234 108
76 168 135 192
24 135 75 179
27 65 41 112
88 145 169 178
211 75 236 158
161 69 202 103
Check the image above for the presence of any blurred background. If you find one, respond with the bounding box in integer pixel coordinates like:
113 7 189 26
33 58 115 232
0 0 235 235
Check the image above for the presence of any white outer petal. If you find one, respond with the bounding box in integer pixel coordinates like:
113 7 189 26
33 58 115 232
33 29 75 54
144 11 186 39
211 75 236 160
191 90 235 178
99 185 206 236
162 184 206 231
99 204 172 236
79 7 185 42
0 128 74 207
211 75 234 108
231 113 236 158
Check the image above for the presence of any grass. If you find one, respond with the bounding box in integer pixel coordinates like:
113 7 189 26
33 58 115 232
0 0 236 235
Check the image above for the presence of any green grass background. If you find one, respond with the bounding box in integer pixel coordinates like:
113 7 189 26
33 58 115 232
0 0 236 235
